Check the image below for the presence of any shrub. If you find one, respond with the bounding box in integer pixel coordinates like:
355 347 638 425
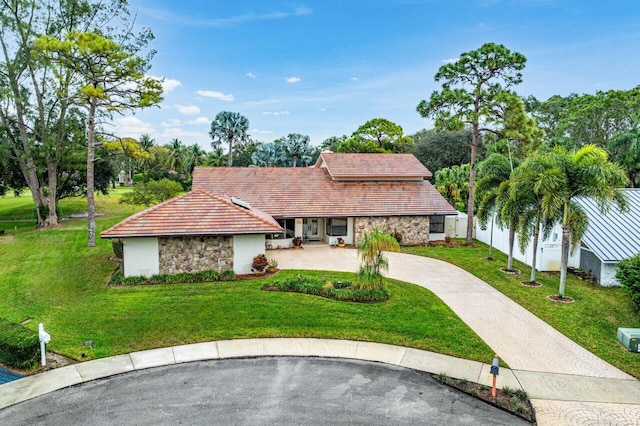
616 254 640 311
263 275 389 303
112 240 124 258
119 178 183 206
252 254 269 272
110 269 234 286
0 319 39 369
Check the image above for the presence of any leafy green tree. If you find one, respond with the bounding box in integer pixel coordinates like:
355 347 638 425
36 30 163 247
279 133 313 167
412 129 476 175
526 88 640 150
119 178 183 206
183 144 206 174
610 127 640 187
320 135 347 152
434 164 470 212
204 148 227 167
209 111 250 167
355 228 400 291
524 145 629 298
417 42 527 244
231 138 259 167
336 138 385 153
137 134 156 172
165 139 185 173
0 0 128 226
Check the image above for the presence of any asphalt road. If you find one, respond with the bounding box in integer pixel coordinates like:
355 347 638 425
0 357 528 425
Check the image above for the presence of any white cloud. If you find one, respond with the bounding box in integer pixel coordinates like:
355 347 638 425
285 76 301 84
442 57 459 64
197 90 235 101
251 128 274 135
162 118 183 127
161 127 209 140
114 116 156 137
187 117 210 125
148 75 182 93
350 76 359 81
246 72 256 79
176 104 201 115
261 111 290 116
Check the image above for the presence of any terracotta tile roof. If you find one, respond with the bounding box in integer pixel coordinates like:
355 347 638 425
101 190 282 238
317 152 432 179
192 155 456 218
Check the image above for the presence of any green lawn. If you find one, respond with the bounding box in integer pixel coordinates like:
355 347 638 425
403 242 640 379
0 193 494 364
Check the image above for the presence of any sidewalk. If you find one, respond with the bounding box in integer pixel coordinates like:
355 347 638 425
268 246 640 425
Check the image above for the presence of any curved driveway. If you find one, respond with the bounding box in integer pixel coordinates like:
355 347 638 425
267 246 640 425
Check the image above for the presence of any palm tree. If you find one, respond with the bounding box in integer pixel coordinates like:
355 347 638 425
476 153 513 261
434 164 470 212
183 144 206 174
209 111 250 167
280 133 313 167
138 134 156 173
165 138 185 172
528 145 628 298
204 148 227 167
510 156 561 284
355 228 400 290
251 142 286 167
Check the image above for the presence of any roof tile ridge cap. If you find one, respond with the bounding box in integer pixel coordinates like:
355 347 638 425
201 190 282 230
101 191 191 235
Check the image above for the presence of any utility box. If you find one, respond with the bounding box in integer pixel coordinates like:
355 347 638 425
617 328 640 352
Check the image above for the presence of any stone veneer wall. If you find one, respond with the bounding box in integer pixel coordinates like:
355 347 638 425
354 216 430 246
158 236 233 274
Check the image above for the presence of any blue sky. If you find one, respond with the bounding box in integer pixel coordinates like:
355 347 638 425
119 0 640 149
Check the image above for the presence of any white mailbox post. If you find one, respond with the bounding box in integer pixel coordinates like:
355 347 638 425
38 323 50 366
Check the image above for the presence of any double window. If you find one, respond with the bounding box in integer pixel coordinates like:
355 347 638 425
325 218 347 236
429 215 445 233
269 218 295 239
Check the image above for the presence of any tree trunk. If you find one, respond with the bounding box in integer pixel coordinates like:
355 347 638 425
559 224 570 298
530 217 540 283
488 210 495 260
228 140 233 167
87 99 97 247
507 220 515 270
466 123 478 244
46 163 59 226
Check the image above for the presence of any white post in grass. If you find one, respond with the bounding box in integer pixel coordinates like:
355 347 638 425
38 323 50 366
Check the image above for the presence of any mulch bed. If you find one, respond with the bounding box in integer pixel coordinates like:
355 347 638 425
521 281 542 287
500 268 521 275
547 294 574 303
433 374 535 423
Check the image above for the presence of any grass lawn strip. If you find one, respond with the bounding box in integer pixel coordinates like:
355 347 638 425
403 242 640 379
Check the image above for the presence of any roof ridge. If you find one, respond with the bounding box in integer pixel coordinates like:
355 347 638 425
196 189 282 231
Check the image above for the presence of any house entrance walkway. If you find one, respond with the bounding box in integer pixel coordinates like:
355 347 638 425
267 246 640 425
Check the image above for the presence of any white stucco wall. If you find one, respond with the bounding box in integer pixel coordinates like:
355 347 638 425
233 234 266 274
475 217 580 272
601 263 620 287
123 238 159 277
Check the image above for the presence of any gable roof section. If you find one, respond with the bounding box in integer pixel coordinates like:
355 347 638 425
101 190 282 238
192 163 456 218
317 152 432 180
577 188 640 262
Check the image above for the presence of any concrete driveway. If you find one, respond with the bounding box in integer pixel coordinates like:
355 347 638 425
0 357 528 425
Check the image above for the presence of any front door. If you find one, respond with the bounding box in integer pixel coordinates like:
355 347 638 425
303 218 322 241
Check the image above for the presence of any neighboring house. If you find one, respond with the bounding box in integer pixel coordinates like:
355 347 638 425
101 190 283 277
192 153 457 247
474 188 640 286
577 188 640 286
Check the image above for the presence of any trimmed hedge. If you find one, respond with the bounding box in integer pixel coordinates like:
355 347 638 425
0 319 39 369
617 254 640 311
263 275 390 303
110 269 236 286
